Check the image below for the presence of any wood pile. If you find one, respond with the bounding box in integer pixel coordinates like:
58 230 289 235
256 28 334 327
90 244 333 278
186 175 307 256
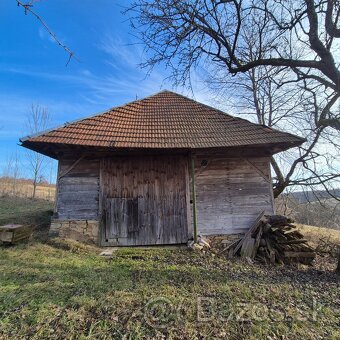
224 212 316 265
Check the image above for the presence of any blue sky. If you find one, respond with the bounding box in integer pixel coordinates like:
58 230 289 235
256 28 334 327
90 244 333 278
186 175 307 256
0 0 210 180
2 1 336 190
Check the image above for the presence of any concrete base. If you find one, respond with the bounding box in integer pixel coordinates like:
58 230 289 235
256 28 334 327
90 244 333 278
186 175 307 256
50 219 99 245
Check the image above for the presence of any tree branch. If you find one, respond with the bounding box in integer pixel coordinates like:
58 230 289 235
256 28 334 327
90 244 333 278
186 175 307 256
16 0 77 65
325 0 340 38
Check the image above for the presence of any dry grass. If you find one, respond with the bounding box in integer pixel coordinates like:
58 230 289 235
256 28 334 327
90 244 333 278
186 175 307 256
0 199 339 339
297 224 340 247
0 178 55 201
1 238 339 339
296 224 340 272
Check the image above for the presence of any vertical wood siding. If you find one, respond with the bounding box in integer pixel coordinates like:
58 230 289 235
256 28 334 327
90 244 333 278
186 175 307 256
100 155 188 246
56 158 100 220
193 154 275 235
55 153 275 244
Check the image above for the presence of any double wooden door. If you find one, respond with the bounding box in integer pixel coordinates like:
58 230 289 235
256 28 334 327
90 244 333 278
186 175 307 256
100 155 189 246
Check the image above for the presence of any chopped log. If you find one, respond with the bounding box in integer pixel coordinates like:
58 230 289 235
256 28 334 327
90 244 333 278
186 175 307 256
284 251 316 258
259 238 266 246
240 237 255 258
265 215 294 226
265 237 277 264
228 247 234 259
284 230 304 238
219 238 241 254
252 225 263 259
233 210 265 255
298 243 314 251
263 223 272 233
277 239 307 245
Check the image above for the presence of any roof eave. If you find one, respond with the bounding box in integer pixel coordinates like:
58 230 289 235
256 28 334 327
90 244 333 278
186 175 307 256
20 137 305 160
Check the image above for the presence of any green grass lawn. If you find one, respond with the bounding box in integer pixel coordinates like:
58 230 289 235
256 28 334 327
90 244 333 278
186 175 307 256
0 196 53 228
0 197 339 339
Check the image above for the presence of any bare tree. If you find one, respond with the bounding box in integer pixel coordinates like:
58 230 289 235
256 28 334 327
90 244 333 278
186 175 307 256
128 0 340 131
10 150 21 196
128 0 340 196
25 104 50 199
1 150 21 196
209 64 340 197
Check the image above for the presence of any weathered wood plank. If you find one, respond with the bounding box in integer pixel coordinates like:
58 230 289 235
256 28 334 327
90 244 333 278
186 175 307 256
100 155 188 246
192 154 274 235
59 177 99 185
56 158 100 220
284 251 316 258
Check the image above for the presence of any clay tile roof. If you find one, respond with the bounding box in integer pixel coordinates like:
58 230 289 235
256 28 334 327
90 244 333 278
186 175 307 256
20 90 304 151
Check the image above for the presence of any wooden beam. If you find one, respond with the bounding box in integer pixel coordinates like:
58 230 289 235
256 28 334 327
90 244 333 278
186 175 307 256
58 155 85 180
233 211 265 255
191 155 198 243
243 158 270 183
284 251 315 258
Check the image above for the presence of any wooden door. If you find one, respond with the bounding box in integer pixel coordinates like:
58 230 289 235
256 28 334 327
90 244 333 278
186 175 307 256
105 198 138 238
100 155 189 246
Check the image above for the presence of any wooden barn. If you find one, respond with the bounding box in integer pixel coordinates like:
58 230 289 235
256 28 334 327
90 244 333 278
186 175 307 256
20 91 304 246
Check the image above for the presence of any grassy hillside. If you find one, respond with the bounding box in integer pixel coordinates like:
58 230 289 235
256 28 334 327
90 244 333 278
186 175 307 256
298 224 340 246
0 196 53 227
0 197 339 339
276 195 340 230
0 178 56 201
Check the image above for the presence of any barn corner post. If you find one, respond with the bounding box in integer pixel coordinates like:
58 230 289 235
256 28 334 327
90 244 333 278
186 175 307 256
98 157 105 247
191 154 198 243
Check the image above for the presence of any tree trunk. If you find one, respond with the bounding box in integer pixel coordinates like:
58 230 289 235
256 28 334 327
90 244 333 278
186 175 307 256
32 177 37 199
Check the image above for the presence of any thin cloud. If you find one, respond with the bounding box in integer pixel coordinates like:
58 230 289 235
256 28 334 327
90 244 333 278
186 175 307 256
38 27 56 44
98 34 144 68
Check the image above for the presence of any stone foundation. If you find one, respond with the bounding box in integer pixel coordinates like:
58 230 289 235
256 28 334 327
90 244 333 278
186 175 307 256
50 219 99 245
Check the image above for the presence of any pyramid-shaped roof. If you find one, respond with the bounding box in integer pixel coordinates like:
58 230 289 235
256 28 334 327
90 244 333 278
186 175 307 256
21 90 304 155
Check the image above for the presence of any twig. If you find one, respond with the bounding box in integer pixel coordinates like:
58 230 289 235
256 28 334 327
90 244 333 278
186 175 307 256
16 0 77 65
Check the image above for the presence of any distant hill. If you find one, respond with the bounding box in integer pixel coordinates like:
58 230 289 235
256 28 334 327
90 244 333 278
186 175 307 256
287 189 340 203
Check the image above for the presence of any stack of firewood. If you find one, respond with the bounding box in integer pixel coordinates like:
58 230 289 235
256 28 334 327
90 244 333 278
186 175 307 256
224 212 316 265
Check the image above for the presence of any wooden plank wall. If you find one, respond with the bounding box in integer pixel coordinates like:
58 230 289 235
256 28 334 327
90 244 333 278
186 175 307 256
56 158 100 220
55 152 275 242
100 155 188 246
193 154 275 235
